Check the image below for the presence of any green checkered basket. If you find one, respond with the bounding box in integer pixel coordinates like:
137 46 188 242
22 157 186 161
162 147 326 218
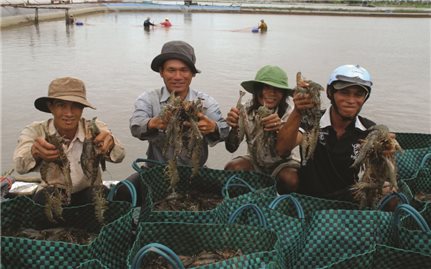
75 259 109 269
392 203 431 256
294 208 393 269
127 221 283 269
132 158 275 224
398 153 431 209
1 196 134 269
320 244 431 269
216 196 306 269
395 132 431 150
395 132 431 180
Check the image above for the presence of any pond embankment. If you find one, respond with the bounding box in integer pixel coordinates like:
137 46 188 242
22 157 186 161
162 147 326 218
1 1 430 28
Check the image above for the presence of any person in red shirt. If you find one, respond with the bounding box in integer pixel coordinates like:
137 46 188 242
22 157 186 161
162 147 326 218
160 18 172 27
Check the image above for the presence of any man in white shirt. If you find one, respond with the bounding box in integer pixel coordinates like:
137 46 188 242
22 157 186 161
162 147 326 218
13 77 125 205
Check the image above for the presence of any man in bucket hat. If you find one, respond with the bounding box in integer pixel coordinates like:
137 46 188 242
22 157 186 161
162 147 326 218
126 41 229 205
276 65 399 208
225 65 300 194
13 77 125 206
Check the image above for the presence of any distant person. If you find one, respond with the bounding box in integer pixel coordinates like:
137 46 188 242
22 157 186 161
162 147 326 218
224 65 300 194
143 17 155 30
13 77 125 206
67 15 74 25
160 18 172 27
276 64 399 205
258 19 267 32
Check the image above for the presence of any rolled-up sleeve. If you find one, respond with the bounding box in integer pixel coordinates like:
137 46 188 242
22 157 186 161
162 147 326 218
13 121 45 174
95 119 125 163
202 95 229 146
129 91 158 140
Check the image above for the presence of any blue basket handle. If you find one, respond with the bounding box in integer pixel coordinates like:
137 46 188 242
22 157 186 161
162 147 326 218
268 195 305 219
132 158 165 173
393 204 430 233
107 180 137 207
131 243 185 269
228 203 268 228
377 192 409 211
222 175 256 198
418 153 431 170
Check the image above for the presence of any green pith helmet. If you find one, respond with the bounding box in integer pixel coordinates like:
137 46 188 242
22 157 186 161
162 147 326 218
241 65 292 95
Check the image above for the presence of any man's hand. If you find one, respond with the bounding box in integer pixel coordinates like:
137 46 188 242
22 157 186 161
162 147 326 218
31 137 59 162
197 112 217 135
94 130 114 155
292 91 317 113
148 116 169 131
262 113 282 132
382 181 398 195
226 107 240 128
383 133 401 157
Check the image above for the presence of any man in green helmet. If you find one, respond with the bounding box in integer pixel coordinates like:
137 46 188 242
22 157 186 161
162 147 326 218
224 65 300 194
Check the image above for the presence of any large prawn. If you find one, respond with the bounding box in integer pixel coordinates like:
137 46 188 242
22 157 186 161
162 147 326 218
294 72 324 166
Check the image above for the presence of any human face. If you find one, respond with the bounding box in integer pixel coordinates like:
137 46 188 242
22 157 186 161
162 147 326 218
48 100 83 138
258 85 285 109
332 86 367 120
160 59 195 99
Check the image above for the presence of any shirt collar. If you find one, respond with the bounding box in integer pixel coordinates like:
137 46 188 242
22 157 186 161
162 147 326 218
76 119 86 142
161 87 195 102
160 87 172 103
48 118 86 143
320 105 367 131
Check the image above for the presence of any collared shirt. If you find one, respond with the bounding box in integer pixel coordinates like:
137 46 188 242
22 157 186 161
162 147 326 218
298 106 375 201
13 118 125 193
129 87 229 166
225 98 299 171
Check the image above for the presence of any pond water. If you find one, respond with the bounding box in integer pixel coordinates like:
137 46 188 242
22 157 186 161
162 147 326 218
1 11 430 180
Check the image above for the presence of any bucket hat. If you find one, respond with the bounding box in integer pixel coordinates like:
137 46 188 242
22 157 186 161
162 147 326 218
34 77 96 113
151 40 200 74
241 65 292 95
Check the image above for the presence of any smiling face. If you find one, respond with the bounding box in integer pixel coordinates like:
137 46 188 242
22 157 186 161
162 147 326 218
331 85 367 120
48 99 83 139
160 59 195 99
257 84 285 109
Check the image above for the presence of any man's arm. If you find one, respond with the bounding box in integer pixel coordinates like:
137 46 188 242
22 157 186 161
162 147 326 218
13 121 48 174
276 91 316 156
276 109 303 156
201 95 230 146
130 91 161 141
224 107 242 153
95 119 125 163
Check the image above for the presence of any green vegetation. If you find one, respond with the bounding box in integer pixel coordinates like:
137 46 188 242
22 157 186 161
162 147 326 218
340 0 431 8
297 0 430 9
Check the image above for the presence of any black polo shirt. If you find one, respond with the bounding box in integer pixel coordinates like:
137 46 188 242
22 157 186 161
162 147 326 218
298 107 375 202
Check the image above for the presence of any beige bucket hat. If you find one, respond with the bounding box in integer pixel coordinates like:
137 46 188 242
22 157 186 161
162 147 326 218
34 77 96 113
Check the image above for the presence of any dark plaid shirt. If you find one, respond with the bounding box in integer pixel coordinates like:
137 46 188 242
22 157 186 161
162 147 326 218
298 106 375 202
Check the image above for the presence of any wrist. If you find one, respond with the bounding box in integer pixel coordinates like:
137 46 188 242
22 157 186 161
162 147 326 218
107 135 115 155
212 123 218 134
31 144 39 160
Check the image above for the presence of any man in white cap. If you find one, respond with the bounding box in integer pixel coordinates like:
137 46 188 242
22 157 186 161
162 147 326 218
13 77 125 205
276 65 386 203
